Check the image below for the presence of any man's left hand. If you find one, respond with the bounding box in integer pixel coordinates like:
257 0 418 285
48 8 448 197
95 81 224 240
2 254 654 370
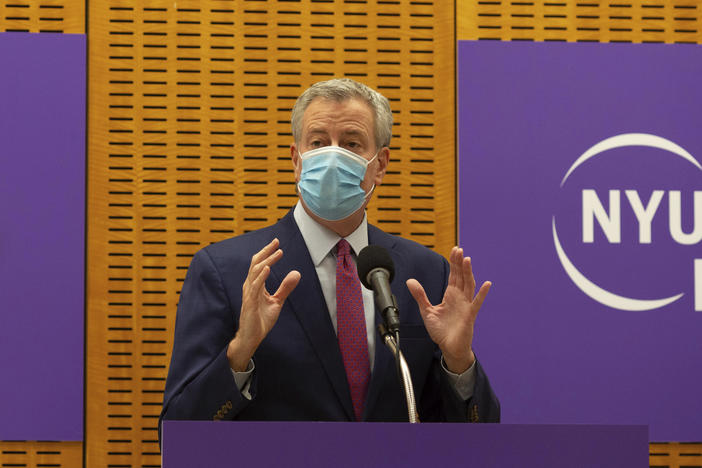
406 247 491 374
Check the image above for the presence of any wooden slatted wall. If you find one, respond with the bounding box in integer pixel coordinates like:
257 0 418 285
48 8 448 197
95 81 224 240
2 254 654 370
0 3 85 468
0 0 83 33
458 0 701 43
86 1 455 466
456 1 702 467
0 442 82 468
650 442 702 468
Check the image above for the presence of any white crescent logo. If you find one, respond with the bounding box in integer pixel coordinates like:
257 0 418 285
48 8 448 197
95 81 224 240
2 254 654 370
552 217 684 311
554 133 701 311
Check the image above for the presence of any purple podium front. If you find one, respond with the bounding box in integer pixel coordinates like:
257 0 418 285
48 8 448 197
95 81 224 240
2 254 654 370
161 421 647 467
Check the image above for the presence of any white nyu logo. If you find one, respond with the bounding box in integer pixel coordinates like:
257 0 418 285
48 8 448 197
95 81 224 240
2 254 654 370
553 133 702 311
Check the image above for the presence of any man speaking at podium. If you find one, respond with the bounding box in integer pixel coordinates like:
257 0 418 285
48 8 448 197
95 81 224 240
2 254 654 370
160 79 499 427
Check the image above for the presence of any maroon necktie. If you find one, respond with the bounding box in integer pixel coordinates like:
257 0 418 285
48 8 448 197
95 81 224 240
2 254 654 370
336 239 370 421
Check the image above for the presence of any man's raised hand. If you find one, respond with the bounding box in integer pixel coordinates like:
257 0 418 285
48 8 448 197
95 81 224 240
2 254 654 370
406 247 491 374
227 238 301 371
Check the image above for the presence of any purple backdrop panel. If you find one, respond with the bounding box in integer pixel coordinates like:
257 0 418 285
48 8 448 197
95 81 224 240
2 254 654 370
458 41 702 441
0 32 85 441
162 421 648 468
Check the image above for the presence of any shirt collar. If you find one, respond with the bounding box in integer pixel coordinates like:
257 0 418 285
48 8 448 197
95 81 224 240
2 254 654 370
293 201 369 265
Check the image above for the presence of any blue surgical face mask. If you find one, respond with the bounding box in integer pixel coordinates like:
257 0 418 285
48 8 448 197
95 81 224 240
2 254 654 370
297 146 378 221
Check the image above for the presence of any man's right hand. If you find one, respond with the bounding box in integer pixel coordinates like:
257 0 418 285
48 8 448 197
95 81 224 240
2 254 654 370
227 238 301 371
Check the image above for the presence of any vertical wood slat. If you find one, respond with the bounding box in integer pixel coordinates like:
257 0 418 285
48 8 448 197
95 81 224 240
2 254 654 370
457 1 702 466
87 1 455 467
0 0 84 33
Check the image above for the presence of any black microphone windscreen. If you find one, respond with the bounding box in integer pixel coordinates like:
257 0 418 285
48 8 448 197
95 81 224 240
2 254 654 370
357 245 395 289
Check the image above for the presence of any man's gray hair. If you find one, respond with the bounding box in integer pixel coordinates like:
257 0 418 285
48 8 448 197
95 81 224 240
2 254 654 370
291 78 393 149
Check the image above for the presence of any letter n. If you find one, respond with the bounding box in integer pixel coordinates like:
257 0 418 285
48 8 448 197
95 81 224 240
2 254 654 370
582 189 621 243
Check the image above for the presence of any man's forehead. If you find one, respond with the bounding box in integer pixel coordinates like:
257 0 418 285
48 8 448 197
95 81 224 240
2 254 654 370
307 95 366 106
306 126 366 136
302 97 374 132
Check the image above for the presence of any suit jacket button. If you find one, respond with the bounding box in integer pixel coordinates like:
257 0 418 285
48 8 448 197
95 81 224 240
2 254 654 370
470 404 480 422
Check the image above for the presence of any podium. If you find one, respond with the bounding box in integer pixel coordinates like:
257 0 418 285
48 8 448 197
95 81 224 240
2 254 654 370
161 421 647 467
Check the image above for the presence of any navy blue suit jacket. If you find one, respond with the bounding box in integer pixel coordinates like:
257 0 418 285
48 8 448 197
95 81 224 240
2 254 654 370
160 210 499 426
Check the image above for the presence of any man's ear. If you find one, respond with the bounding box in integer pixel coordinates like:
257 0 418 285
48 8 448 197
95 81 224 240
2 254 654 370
374 147 390 186
291 143 302 182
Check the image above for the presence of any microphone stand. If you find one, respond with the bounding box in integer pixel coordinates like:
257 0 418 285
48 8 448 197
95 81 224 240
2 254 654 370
377 324 419 423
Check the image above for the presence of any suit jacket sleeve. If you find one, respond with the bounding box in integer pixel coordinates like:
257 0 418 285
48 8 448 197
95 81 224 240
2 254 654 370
159 248 253 427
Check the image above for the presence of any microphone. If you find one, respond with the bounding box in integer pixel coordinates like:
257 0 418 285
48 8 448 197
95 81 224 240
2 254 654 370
357 245 400 334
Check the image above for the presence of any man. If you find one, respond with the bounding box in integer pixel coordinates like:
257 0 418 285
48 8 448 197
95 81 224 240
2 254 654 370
160 78 499 427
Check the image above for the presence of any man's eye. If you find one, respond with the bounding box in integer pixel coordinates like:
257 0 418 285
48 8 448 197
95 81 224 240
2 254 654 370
310 140 322 147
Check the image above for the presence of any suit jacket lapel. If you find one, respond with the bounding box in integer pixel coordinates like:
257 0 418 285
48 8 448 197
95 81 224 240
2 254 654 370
266 211 354 421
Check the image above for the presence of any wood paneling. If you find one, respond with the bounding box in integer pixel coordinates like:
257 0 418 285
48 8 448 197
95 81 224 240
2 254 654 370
650 442 702 468
86 1 455 466
458 0 701 43
0 0 84 33
0 441 82 467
